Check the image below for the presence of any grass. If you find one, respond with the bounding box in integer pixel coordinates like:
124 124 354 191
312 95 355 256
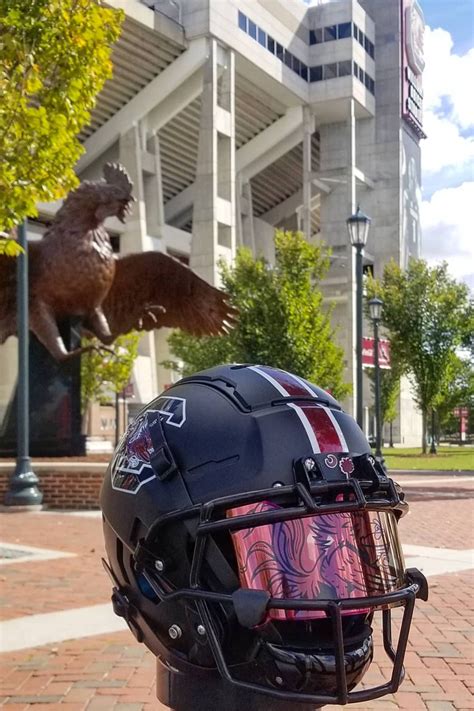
383 445 474 471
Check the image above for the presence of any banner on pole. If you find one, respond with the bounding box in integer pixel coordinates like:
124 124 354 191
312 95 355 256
362 337 391 369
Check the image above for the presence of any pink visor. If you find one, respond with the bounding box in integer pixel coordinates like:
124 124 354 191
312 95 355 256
227 501 406 621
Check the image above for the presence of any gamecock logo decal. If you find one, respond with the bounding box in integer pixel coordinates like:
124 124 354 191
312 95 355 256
111 398 186 494
154 396 186 427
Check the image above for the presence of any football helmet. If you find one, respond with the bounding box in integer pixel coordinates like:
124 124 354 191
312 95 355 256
101 364 428 707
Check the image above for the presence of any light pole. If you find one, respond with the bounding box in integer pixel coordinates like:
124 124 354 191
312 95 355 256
347 207 371 429
369 296 383 464
4 220 43 508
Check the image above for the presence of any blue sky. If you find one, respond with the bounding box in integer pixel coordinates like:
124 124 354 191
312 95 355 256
418 0 474 288
422 0 474 54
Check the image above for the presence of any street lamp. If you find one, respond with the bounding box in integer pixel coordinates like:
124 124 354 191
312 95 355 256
347 206 371 429
4 220 43 508
368 296 383 463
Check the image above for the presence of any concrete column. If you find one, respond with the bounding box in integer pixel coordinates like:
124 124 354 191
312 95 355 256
144 133 165 239
119 122 158 401
191 40 236 285
302 106 313 241
119 123 150 252
241 180 255 252
347 98 358 421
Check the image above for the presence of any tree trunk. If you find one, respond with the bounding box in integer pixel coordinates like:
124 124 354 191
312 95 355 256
421 409 427 453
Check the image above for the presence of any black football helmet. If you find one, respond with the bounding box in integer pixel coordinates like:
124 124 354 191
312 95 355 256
100 364 428 707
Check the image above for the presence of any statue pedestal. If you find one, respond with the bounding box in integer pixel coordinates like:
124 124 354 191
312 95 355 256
0 321 84 457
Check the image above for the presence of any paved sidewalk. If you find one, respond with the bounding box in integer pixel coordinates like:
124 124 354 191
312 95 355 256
0 472 473 710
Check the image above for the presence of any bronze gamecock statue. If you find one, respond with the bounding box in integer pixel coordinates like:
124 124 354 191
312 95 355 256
0 164 235 360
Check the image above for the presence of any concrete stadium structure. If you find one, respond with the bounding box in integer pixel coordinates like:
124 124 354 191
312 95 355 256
0 0 427 446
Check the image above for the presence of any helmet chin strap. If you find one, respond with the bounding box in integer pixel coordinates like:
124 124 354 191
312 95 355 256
156 656 322 711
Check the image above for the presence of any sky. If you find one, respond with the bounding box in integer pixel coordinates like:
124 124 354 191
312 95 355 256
413 0 474 289
304 0 474 289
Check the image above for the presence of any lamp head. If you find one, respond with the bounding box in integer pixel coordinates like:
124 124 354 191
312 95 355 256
347 206 371 248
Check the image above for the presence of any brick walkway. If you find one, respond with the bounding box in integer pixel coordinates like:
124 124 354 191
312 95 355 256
0 472 473 710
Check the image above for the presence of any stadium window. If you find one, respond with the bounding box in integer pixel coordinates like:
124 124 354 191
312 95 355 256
293 56 301 74
313 27 323 44
368 40 375 58
364 35 371 53
358 27 364 46
369 77 375 94
248 19 257 40
323 62 338 79
359 65 364 82
309 29 316 45
353 23 358 39
338 22 352 39
324 25 337 41
338 60 352 77
310 65 323 82
276 42 284 61
258 27 266 47
364 72 371 89
267 35 275 54
353 60 359 77
300 62 308 81
284 50 293 68
238 11 247 32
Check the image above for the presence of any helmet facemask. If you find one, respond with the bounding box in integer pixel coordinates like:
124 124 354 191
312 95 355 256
132 452 427 706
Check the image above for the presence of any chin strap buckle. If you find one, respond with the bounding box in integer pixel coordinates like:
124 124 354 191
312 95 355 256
111 587 144 642
406 568 429 601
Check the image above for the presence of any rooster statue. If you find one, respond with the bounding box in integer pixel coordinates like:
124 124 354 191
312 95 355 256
0 163 235 360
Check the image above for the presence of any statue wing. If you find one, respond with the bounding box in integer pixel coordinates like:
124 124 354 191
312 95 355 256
102 251 236 339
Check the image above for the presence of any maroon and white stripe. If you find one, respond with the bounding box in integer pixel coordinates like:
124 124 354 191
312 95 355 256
248 365 348 453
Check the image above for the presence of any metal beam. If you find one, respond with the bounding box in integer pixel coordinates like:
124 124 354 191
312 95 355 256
146 70 203 136
261 188 303 225
165 106 304 222
76 37 207 173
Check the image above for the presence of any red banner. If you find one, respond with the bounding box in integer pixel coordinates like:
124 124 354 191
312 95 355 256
362 338 391 369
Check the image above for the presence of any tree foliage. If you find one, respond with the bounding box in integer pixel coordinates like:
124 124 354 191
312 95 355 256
166 231 351 400
0 0 123 244
367 259 473 452
367 364 401 428
80 333 140 414
436 355 474 436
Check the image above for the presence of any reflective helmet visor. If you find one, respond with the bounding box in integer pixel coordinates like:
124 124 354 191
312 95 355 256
228 501 406 621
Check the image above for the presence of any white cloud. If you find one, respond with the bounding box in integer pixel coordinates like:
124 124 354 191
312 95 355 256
420 27 474 288
421 27 474 178
421 182 474 284
423 27 474 130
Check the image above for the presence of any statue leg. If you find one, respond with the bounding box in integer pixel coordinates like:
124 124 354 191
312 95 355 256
30 302 72 361
30 303 111 362
87 307 114 345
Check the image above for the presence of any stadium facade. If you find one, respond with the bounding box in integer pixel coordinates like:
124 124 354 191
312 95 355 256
0 0 426 446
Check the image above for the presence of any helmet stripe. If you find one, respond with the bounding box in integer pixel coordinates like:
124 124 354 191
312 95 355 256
256 365 318 398
287 403 321 453
248 365 347 454
299 406 348 453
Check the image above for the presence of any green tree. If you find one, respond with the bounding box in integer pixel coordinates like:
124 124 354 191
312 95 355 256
436 356 474 439
0 0 123 250
367 364 401 443
166 231 351 400
80 332 140 415
367 260 473 453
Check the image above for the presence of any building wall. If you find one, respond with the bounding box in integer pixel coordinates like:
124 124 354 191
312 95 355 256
0 0 425 449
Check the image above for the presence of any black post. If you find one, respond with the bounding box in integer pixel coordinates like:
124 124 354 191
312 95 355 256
429 409 437 454
355 244 364 429
4 221 43 507
373 317 383 463
115 390 120 447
